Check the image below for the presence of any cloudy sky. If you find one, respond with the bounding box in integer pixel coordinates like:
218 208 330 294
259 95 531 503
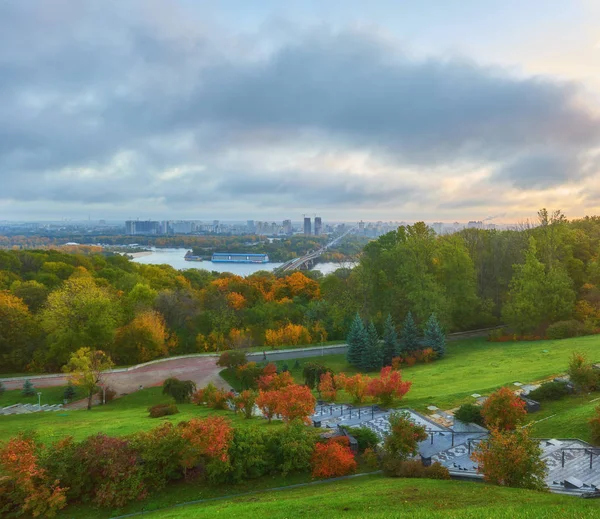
2 0 600 223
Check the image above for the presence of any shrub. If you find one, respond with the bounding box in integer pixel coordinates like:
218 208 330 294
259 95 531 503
383 458 425 478
180 417 234 471
104 386 116 402
311 437 357 479
148 403 179 418
63 383 77 402
344 426 379 453
568 352 598 392
471 427 547 490
217 350 247 369
482 387 527 430
233 390 258 419
454 403 484 426
362 447 380 470
0 434 67 518
223 427 272 483
404 356 416 367
590 405 600 445
426 461 451 480
270 421 317 476
73 434 146 507
162 377 196 403
528 381 569 402
192 383 233 410
414 348 437 363
130 423 185 491
546 319 586 340
391 356 403 370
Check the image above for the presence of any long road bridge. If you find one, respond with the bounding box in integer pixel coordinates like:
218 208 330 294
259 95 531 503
276 227 357 273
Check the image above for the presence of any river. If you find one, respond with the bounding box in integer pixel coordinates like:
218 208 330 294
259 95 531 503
130 248 355 276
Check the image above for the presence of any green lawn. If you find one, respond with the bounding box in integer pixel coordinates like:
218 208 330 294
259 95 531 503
285 336 600 411
145 475 600 519
0 386 281 443
529 394 600 442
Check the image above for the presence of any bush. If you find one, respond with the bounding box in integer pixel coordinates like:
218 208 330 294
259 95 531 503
568 352 598 392
362 447 380 470
454 403 484 426
192 383 233 410
528 381 569 402
148 403 179 418
426 461 451 480
344 426 380 453
162 377 196 403
382 458 450 480
482 387 526 430
104 386 116 402
311 437 357 479
546 320 586 340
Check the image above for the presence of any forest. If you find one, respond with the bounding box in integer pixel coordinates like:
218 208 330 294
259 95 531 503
1 209 600 374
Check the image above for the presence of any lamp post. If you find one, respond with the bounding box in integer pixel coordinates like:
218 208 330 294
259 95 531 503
37 392 42 408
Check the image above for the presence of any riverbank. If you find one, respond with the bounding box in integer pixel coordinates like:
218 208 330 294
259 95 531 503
127 251 153 259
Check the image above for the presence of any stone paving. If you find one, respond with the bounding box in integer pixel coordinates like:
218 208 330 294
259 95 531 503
1 403 64 415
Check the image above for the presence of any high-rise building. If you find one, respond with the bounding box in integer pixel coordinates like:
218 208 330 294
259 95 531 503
432 222 443 235
314 217 322 235
247 220 255 233
304 217 312 236
125 220 161 235
283 219 292 234
358 220 365 234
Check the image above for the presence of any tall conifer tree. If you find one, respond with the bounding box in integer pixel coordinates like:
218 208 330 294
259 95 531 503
361 320 383 371
423 313 446 357
400 311 420 354
382 314 400 366
346 313 366 367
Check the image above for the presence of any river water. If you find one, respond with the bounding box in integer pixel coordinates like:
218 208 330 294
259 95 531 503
131 248 354 276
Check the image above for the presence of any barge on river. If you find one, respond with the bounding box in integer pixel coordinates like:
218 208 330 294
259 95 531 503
211 253 269 264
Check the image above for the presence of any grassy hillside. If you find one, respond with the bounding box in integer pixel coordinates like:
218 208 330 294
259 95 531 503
282 335 600 411
0 386 281 443
144 475 600 519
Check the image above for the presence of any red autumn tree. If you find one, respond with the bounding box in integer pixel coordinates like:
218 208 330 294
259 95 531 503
180 417 233 470
318 372 337 402
367 366 412 407
471 427 547 490
256 389 280 422
0 435 67 518
262 362 278 376
257 371 295 391
311 436 357 479
481 387 527 430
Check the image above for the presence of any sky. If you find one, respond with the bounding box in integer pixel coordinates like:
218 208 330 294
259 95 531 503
1 0 600 223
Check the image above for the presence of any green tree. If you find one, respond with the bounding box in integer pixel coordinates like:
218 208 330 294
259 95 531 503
22 379 35 397
383 411 428 460
346 313 366 367
162 377 197 403
360 320 382 371
423 313 445 357
63 383 77 402
382 314 400 366
40 277 120 368
63 347 114 410
399 311 419 355
503 237 575 333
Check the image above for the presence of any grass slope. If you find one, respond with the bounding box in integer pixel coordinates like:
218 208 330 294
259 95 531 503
289 335 600 411
0 385 78 407
0 386 280 443
145 475 600 519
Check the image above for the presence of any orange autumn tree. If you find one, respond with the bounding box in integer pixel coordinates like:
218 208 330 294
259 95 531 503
481 387 527 430
367 366 412 407
318 372 337 402
311 436 357 479
180 417 233 471
337 373 370 404
264 323 312 348
226 292 246 310
471 426 546 490
258 370 295 391
256 389 279 422
0 434 67 518
275 384 316 423
113 310 174 363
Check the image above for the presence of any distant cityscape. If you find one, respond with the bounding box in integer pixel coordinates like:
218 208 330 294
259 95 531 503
0 217 505 239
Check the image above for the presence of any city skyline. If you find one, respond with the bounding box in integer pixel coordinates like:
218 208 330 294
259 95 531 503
1 1 600 221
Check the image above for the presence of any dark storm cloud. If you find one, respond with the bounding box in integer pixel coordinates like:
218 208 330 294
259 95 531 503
0 0 599 216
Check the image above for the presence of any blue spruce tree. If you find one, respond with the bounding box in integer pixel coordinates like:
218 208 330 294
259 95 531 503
424 313 446 358
346 313 366 367
22 379 35 397
400 311 420 354
382 314 400 366
360 320 383 371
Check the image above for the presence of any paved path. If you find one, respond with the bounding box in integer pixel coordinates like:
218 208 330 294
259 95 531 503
2 345 349 396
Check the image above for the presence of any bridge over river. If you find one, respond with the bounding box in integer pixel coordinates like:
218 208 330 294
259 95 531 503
276 227 357 273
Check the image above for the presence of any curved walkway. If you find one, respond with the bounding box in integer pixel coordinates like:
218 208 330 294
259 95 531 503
2 345 349 396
